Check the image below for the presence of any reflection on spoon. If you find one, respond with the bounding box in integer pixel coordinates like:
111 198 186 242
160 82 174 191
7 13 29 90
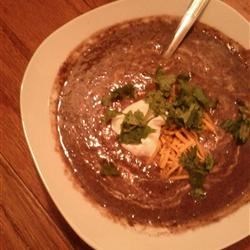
163 0 210 59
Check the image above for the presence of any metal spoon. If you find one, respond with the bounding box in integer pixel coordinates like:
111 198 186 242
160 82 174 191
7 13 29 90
163 0 210 59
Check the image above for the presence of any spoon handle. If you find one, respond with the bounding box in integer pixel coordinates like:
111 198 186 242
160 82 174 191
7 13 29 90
163 0 210 59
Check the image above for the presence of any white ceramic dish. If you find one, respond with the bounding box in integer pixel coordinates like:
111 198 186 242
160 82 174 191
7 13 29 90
20 0 250 249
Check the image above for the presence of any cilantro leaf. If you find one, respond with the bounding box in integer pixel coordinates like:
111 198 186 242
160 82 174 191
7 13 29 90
237 100 250 119
101 84 135 106
155 68 176 97
171 103 203 130
204 153 214 171
177 80 215 109
221 101 250 144
193 87 216 109
123 110 145 126
118 110 155 144
100 160 120 176
179 146 214 198
119 125 155 144
169 79 216 130
221 118 250 144
145 90 170 118
238 120 250 143
184 104 203 129
103 109 121 124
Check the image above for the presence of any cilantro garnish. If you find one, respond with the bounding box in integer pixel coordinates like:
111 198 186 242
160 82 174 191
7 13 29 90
179 146 214 198
146 69 216 130
145 90 170 119
101 84 135 106
168 78 216 130
100 160 120 176
221 101 250 144
155 67 176 98
170 103 203 130
145 68 176 118
176 74 215 109
238 100 250 118
118 110 155 144
193 87 217 109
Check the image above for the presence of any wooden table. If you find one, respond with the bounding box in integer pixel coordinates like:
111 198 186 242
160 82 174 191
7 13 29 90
1 0 249 249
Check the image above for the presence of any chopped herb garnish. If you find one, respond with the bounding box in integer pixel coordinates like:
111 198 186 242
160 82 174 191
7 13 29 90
179 146 214 198
177 80 216 109
103 109 121 124
170 103 203 130
100 160 120 176
145 90 170 118
123 110 145 126
119 125 155 144
148 69 216 130
237 100 250 119
204 153 214 171
155 68 176 97
193 87 217 109
101 84 135 106
118 110 155 144
146 71 216 130
221 101 250 144
169 79 216 129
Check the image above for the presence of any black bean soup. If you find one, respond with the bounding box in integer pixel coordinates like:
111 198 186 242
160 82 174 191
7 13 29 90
52 16 250 231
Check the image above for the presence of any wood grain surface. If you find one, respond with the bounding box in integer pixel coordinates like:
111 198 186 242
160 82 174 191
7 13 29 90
0 0 249 249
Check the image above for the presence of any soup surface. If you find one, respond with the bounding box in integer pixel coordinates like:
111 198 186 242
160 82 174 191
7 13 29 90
53 16 250 230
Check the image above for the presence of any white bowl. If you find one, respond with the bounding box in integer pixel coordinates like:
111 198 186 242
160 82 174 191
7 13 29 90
20 0 250 249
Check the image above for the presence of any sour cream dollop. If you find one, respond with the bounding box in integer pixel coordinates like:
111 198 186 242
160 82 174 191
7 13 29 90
111 100 165 159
